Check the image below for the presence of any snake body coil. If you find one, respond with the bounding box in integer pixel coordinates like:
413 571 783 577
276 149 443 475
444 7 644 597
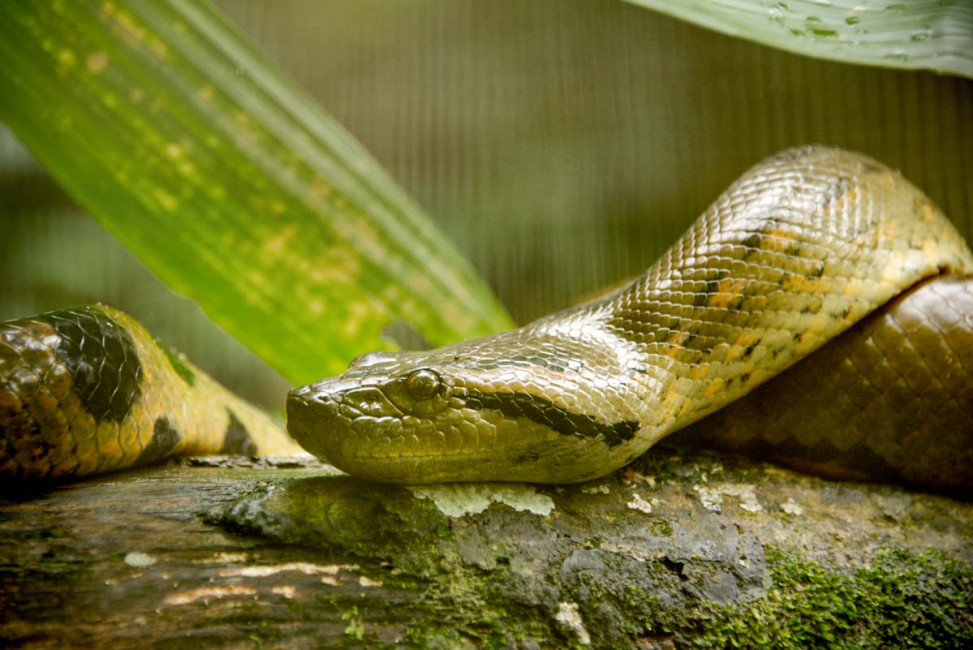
287 147 973 488
0 306 302 479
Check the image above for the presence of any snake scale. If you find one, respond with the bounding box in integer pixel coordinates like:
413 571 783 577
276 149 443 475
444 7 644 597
2 147 971 489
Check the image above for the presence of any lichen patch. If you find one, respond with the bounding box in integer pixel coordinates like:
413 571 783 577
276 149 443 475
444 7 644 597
409 483 555 517
554 602 591 645
219 562 358 578
626 492 656 514
694 483 763 513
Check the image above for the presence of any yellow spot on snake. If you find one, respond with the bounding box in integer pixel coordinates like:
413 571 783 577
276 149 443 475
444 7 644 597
784 275 830 294
841 277 863 296
665 330 690 357
709 278 745 308
677 399 693 418
919 200 937 222
762 229 793 253
736 330 757 348
881 262 906 285
876 220 898 241
690 364 710 381
805 312 833 337
724 344 745 362
703 378 725 397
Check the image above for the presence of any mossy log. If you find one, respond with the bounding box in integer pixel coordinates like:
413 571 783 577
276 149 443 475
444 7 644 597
1 447 971 649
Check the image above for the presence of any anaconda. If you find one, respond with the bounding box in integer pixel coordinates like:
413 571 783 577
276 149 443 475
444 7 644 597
287 146 973 489
0 305 303 479
2 147 971 489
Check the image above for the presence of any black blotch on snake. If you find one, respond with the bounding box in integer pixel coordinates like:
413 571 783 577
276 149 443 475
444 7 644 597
136 417 181 465
693 278 723 308
221 409 258 455
464 389 639 447
48 307 142 423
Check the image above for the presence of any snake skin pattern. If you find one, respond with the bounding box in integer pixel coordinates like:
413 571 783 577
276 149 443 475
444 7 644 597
681 274 973 490
287 147 973 487
0 306 302 479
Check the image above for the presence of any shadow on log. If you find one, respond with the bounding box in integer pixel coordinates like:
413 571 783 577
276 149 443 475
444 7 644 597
1 447 971 648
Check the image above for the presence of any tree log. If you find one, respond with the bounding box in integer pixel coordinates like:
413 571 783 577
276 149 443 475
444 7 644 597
1 448 971 648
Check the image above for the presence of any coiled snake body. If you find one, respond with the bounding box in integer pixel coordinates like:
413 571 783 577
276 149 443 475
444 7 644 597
0 306 302 479
3 147 972 489
287 147 973 489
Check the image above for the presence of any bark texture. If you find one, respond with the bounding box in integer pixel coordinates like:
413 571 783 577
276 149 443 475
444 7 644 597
1 448 971 649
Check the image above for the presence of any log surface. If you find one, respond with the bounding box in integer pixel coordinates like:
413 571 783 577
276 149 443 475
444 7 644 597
1 449 971 648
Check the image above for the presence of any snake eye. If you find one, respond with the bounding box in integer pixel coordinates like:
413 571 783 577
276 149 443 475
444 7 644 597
405 368 441 400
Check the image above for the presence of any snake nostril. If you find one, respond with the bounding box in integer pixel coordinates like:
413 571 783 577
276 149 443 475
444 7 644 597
285 392 316 442
287 384 313 401
285 389 347 462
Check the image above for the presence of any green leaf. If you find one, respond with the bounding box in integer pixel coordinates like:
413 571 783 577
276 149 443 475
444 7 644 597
625 0 973 79
0 0 514 385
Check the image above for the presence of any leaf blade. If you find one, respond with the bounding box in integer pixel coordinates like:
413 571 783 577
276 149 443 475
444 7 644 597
0 0 514 384
625 0 973 79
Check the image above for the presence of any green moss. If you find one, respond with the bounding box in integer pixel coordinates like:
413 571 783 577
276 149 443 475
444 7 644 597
154 338 196 386
402 598 550 649
531 545 973 648
689 547 973 649
341 606 365 640
649 519 674 537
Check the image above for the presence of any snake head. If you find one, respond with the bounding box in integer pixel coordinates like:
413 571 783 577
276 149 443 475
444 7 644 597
286 338 648 484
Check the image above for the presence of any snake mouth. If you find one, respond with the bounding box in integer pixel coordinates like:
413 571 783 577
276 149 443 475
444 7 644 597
286 377 644 484
286 387 479 472
287 386 537 482
286 387 340 462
